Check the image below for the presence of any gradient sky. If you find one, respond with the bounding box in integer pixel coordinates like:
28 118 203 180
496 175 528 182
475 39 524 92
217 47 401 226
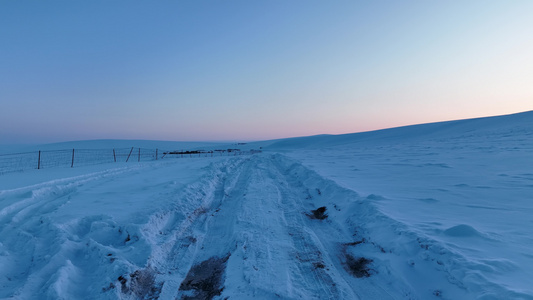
1 1 532 144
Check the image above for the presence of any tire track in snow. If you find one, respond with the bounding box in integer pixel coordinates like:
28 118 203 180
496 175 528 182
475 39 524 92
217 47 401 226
267 156 358 299
270 155 412 300
136 158 250 299
0 167 134 225
149 155 361 299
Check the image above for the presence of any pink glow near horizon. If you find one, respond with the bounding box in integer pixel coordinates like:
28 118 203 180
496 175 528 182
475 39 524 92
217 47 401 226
1 1 532 144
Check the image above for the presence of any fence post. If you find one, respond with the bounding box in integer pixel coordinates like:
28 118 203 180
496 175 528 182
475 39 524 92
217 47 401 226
126 147 134 162
71 149 75 168
37 150 41 169
113 149 116 162
138 148 140 162
156 149 158 160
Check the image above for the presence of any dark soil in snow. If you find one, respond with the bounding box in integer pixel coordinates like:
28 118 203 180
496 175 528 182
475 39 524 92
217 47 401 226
179 254 231 300
310 206 328 220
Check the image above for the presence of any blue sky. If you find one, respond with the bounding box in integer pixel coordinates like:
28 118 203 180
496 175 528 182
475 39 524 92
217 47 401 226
1 1 532 144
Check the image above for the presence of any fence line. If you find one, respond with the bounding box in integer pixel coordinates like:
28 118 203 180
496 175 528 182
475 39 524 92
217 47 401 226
0 147 258 175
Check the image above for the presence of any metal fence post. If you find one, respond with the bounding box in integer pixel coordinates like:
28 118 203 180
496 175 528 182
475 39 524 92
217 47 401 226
37 150 41 169
138 148 140 162
126 147 134 162
113 149 116 162
71 149 75 168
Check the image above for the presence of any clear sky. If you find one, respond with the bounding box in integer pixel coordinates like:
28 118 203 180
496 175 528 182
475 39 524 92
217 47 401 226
1 0 532 144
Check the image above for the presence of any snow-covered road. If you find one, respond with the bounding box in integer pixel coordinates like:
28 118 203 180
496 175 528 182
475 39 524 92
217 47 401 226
152 155 363 299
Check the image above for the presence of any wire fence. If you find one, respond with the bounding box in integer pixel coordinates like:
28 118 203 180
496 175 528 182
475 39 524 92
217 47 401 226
0 147 259 175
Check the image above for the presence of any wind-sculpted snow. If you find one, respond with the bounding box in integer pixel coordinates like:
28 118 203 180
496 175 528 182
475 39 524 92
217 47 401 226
274 111 533 299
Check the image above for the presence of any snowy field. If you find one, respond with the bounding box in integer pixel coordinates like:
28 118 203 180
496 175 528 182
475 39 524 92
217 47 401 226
1 111 532 299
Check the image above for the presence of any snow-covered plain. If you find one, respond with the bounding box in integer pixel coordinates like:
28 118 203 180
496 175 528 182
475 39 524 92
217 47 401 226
1 111 532 299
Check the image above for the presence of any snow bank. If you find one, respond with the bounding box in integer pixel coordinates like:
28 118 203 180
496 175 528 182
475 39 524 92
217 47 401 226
0 157 237 298
273 110 533 299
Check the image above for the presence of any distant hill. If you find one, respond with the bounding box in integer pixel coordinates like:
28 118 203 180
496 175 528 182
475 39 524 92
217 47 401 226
266 110 533 150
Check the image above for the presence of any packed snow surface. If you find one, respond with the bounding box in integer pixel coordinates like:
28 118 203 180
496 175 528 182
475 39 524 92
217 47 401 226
1 111 532 299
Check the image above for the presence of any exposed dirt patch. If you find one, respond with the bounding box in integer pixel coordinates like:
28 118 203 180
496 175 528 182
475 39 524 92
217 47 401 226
179 254 230 300
344 240 365 247
344 254 373 278
313 262 326 269
309 206 328 220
